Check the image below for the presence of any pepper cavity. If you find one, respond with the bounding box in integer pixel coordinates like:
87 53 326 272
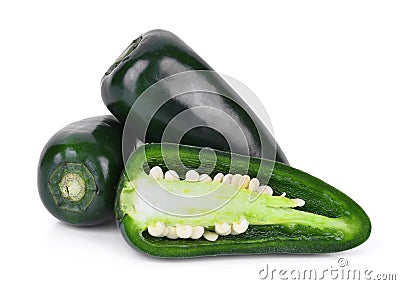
143 167 305 241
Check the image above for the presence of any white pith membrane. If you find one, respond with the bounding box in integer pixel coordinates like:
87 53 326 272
138 167 306 241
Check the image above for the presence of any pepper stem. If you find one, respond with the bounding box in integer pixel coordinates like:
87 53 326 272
105 35 142 75
48 163 97 213
59 173 86 202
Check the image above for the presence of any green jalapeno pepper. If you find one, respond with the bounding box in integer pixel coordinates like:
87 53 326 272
38 116 123 226
116 143 371 258
101 29 289 163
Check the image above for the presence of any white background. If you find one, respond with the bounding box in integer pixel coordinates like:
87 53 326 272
1 0 399 284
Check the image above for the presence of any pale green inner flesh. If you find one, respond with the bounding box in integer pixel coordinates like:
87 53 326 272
120 173 348 233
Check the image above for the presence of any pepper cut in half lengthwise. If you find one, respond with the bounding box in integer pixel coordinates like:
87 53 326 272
38 116 123 226
116 143 371 258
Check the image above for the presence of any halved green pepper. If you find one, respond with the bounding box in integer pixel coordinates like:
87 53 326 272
116 143 371 258
101 29 289 163
38 116 123 226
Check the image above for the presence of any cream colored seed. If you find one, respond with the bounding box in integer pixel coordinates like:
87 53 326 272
231 174 243 186
147 221 165 237
165 170 179 181
214 222 231 236
176 224 193 238
242 175 251 188
222 174 233 184
166 226 179 239
185 170 200 182
213 173 224 183
149 166 164 179
190 226 205 239
203 231 219 241
238 176 247 188
257 185 273 195
230 228 239 235
161 227 168 237
257 185 266 193
199 174 212 182
231 218 249 234
292 198 305 207
249 178 260 191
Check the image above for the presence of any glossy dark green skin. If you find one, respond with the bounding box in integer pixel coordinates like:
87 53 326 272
116 143 371 258
101 29 289 163
38 116 123 226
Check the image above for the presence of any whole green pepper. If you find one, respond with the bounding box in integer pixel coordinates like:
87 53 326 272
101 29 289 163
116 143 371 258
38 116 123 226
